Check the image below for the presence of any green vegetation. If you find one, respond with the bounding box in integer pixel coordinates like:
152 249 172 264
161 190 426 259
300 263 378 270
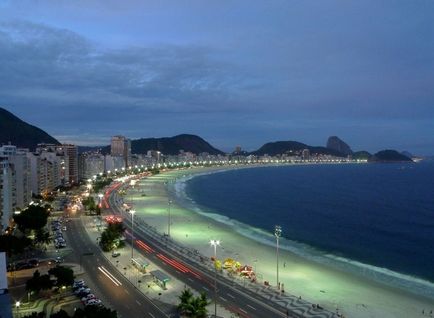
177 288 210 318
25 265 74 295
49 265 75 287
14 205 49 233
0 234 32 256
82 197 97 213
99 222 125 252
26 270 53 294
22 306 117 318
92 178 113 193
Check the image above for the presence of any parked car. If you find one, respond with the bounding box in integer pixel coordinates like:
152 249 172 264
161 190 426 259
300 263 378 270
111 252 121 258
27 259 39 267
81 294 96 302
85 299 102 306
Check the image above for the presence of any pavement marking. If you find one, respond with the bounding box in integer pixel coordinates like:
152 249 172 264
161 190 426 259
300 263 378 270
135 300 141 306
125 289 130 294
219 296 228 302
227 293 235 299
202 286 209 291
247 304 256 311
239 308 247 314
188 278 194 282
149 314 155 318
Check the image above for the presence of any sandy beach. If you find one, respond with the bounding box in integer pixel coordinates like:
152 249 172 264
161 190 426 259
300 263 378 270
125 165 434 318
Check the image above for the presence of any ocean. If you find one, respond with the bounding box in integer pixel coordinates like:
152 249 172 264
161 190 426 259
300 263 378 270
183 162 434 286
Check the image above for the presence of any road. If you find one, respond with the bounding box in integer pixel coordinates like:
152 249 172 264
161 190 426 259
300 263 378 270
65 215 169 318
107 183 292 318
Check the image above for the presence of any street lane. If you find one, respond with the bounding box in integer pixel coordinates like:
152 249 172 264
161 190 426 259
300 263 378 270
66 216 169 318
108 184 292 318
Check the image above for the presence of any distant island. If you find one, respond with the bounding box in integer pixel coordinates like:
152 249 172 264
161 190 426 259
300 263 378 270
0 106 414 162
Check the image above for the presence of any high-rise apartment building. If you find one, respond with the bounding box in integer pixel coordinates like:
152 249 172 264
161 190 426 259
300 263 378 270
0 145 30 209
0 158 15 231
111 136 131 168
61 144 78 185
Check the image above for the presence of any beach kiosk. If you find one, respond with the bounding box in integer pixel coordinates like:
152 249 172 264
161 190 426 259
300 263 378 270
131 257 149 273
150 270 170 290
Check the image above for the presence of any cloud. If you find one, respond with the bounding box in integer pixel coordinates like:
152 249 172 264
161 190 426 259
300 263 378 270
0 1 434 154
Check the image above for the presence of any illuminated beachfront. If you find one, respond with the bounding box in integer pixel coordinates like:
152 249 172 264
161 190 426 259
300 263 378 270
124 166 434 318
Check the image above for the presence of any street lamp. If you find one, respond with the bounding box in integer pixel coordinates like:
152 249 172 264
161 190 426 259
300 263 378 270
98 193 103 207
210 239 220 318
274 225 282 290
15 301 20 317
167 200 172 237
130 210 136 259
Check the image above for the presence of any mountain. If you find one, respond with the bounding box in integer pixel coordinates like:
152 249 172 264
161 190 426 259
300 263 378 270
326 136 353 156
131 134 224 155
369 150 413 162
0 107 60 150
352 151 372 160
251 140 345 157
401 151 413 158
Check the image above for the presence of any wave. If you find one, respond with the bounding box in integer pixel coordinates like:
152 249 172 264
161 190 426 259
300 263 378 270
171 169 434 301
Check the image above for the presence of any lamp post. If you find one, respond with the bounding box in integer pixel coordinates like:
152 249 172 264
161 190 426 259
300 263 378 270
275 225 282 289
98 193 103 207
15 301 20 317
130 210 136 259
210 239 220 318
168 200 172 237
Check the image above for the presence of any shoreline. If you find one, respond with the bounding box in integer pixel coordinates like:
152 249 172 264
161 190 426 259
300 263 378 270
127 164 434 318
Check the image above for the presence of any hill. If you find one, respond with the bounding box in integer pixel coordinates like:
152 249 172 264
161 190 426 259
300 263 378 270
0 107 60 150
369 150 413 162
326 136 353 156
131 134 224 155
251 140 345 157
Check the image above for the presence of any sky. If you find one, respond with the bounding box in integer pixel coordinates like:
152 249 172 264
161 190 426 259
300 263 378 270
0 0 433 154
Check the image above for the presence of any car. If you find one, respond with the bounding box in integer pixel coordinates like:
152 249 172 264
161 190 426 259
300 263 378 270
15 261 32 270
74 287 90 295
77 290 91 297
62 226 67 231
74 279 85 286
27 259 39 267
81 294 96 302
85 299 102 306
111 252 120 258
55 256 63 264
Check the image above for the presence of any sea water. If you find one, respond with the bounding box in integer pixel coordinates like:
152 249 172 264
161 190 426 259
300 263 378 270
182 162 434 289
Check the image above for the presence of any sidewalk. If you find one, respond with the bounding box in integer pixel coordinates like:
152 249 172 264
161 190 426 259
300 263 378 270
82 215 233 318
112 185 340 318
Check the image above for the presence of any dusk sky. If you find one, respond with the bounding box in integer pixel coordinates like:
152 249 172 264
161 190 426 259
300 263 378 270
1 1 433 154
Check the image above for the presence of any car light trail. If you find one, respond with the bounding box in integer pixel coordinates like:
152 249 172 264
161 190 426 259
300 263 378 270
136 240 155 253
98 266 122 286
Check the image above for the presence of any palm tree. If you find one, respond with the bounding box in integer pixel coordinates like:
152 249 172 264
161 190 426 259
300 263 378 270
178 288 194 315
191 292 209 318
178 289 209 318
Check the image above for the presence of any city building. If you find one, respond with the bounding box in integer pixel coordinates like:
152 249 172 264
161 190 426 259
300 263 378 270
0 157 15 231
79 153 105 180
0 252 12 318
61 144 78 185
0 146 31 209
111 136 131 168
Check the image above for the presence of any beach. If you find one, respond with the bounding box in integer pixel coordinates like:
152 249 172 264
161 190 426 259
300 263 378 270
125 165 434 318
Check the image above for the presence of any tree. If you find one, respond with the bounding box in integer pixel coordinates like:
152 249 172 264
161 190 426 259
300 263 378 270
26 270 53 294
73 305 117 318
49 265 75 287
0 234 32 256
99 223 125 252
177 289 209 318
14 205 49 233
50 310 70 318
22 312 44 318
34 229 51 246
